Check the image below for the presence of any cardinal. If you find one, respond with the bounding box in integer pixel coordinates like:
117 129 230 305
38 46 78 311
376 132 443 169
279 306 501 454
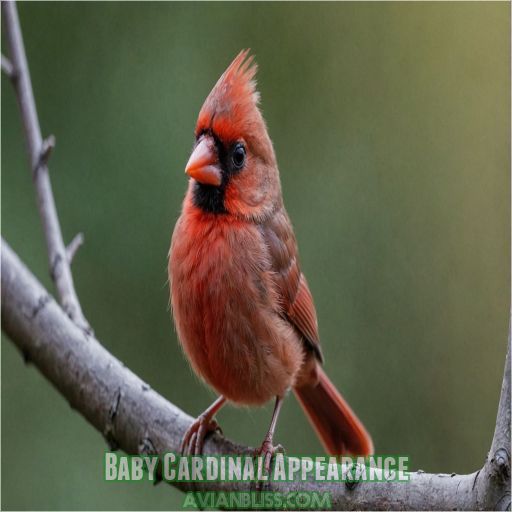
169 50 373 463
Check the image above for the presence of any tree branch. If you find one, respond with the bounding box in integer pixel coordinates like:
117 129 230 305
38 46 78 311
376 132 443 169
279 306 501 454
1 239 510 510
1 1 90 332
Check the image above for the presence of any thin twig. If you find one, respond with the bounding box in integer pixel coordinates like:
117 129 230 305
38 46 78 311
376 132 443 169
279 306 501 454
2 1 90 333
1 240 510 510
1 53 14 78
67 233 84 264
36 134 56 173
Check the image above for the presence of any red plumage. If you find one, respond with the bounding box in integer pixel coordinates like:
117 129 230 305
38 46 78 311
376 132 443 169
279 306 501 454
169 50 373 458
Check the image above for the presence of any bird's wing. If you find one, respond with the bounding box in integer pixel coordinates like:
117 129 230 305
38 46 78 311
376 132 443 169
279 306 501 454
261 208 324 362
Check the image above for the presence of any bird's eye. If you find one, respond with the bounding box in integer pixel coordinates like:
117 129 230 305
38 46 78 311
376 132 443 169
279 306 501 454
232 143 246 169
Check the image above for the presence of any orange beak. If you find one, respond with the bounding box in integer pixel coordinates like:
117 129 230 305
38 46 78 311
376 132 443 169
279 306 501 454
185 138 222 186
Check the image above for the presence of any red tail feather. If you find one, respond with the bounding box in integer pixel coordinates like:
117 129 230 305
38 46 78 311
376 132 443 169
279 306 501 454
294 367 374 456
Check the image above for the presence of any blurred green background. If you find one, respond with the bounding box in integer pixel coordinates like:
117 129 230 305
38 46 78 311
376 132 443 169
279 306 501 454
1 2 510 510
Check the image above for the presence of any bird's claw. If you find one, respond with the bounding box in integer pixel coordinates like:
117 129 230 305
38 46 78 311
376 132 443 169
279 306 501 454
255 439 286 475
181 416 223 455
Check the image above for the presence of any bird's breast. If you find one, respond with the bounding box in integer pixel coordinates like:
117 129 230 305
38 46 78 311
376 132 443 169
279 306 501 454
169 203 303 405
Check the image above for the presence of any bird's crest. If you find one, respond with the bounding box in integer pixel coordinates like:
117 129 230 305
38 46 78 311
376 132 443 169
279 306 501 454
196 50 261 142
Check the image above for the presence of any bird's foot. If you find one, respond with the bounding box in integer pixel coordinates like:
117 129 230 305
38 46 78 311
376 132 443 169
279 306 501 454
255 438 285 475
181 415 223 455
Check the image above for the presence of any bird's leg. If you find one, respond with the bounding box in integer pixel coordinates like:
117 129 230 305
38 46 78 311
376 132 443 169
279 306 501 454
181 396 226 455
256 395 285 474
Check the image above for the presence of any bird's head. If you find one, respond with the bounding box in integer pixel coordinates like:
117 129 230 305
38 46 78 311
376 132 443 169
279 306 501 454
185 50 282 220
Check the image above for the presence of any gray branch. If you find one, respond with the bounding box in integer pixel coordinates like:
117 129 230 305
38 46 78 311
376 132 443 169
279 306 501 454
1 240 510 510
1 1 90 332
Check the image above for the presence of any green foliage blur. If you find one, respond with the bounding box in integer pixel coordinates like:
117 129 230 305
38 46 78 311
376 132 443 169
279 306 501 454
1 2 510 510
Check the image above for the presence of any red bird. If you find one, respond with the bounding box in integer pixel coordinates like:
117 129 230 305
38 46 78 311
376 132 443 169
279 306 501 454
169 50 373 462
